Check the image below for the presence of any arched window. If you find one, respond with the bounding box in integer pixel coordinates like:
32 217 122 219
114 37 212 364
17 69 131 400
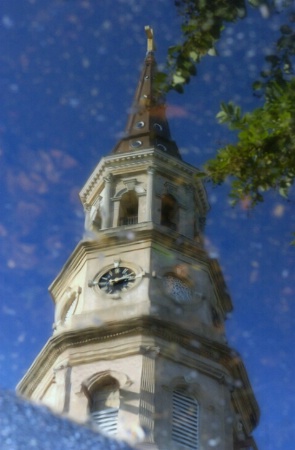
118 191 138 226
172 387 199 450
161 193 178 231
89 377 120 436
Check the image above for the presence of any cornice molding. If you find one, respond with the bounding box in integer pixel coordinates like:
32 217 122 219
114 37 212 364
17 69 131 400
79 148 208 214
208 259 233 314
17 317 259 431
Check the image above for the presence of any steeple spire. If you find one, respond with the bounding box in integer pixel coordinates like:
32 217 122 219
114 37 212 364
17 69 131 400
145 25 155 53
112 26 182 159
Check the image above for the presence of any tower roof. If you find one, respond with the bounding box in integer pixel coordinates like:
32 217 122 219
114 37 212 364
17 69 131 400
112 26 182 160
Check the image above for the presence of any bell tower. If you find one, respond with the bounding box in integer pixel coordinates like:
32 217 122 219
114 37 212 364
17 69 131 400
17 27 259 450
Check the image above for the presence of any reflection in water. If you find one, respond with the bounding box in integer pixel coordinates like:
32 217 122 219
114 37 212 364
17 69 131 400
0 2 294 450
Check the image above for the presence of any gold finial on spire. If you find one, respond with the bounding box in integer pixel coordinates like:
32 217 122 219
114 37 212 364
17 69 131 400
145 25 155 52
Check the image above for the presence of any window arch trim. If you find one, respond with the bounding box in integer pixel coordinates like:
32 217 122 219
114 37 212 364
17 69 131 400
82 370 132 397
118 190 139 226
82 371 131 437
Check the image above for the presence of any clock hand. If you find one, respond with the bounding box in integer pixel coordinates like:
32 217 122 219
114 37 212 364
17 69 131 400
109 272 144 285
89 271 145 288
109 275 134 285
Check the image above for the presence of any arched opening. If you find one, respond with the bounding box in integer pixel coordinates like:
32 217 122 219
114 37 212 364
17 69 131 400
172 387 199 449
161 193 178 231
89 376 120 436
118 190 138 226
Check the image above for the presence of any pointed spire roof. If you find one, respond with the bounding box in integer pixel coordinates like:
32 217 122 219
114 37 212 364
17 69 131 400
112 26 182 160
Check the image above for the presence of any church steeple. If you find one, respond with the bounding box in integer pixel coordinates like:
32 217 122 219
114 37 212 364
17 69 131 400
113 26 182 159
17 26 259 450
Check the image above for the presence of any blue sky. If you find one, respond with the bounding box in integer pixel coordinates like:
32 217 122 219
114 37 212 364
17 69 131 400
0 1 294 448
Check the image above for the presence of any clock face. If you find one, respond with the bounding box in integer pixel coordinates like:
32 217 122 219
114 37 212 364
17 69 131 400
163 274 192 304
98 267 136 294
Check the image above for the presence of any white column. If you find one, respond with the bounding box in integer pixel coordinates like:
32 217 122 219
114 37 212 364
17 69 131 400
146 167 155 222
102 173 113 229
50 363 70 414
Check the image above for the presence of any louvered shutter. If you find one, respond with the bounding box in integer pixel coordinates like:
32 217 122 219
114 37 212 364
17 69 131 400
90 380 119 436
91 407 118 435
172 389 199 450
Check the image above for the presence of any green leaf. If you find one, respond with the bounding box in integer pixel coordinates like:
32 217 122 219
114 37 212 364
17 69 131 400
168 45 180 55
172 74 186 84
248 0 264 6
265 55 280 66
216 111 228 123
279 187 289 198
280 25 292 35
253 81 263 90
174 84 184 94
154 72 167 83
208 47 218 56
189 51 199 62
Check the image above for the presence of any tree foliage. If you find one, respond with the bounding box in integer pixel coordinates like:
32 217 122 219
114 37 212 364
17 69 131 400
159 0 295 206
207 16 295 205
157 0 246 93
206 78 295 205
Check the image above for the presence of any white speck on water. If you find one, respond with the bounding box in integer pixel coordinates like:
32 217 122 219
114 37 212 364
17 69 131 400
3 305 16 316
208 437 221 446
2 15 14 29
9 84 19 92
69 98 80 108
